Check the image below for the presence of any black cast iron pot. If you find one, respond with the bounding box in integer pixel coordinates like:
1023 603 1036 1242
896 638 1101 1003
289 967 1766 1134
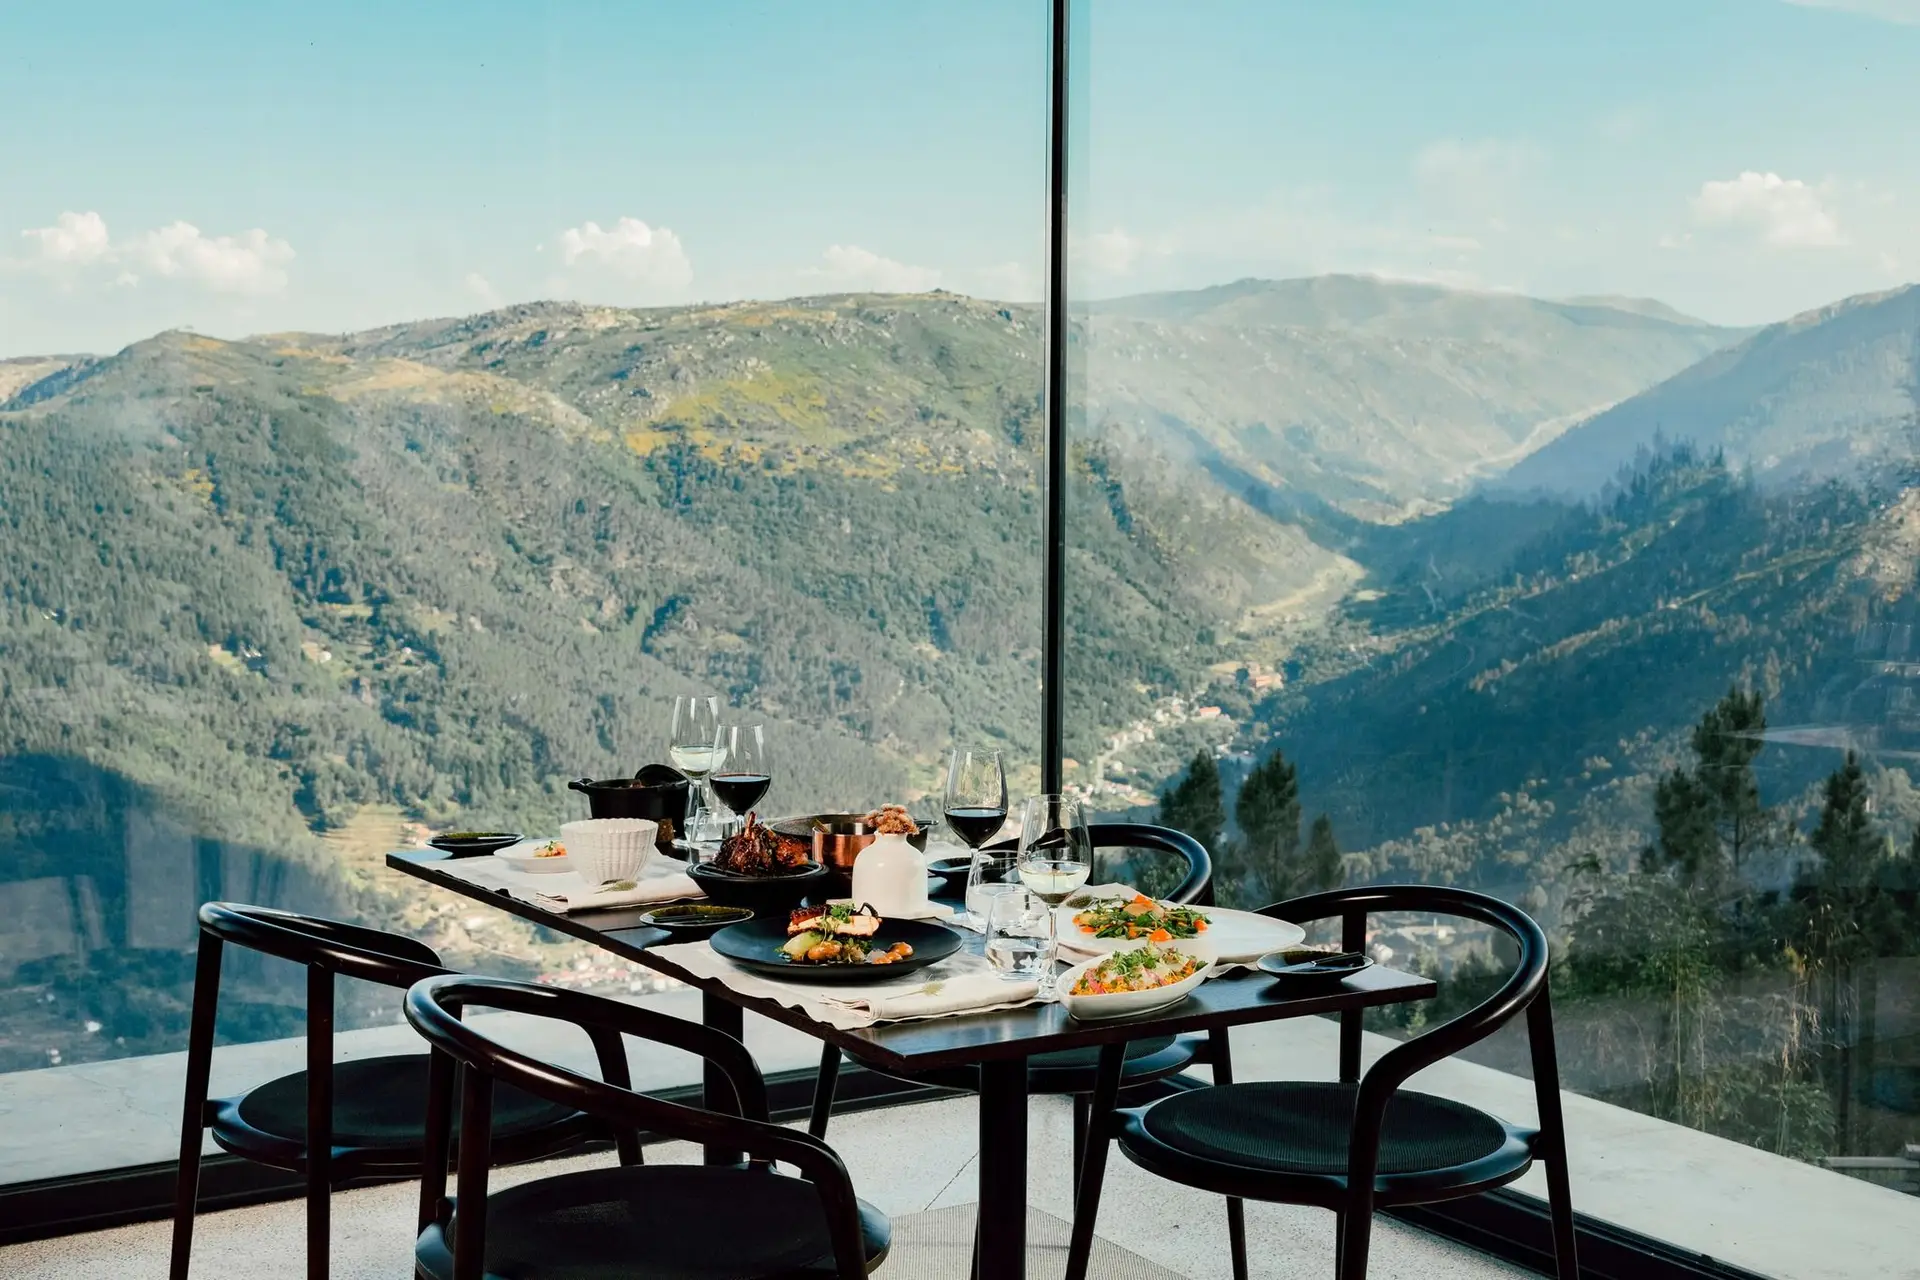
568 765 691 857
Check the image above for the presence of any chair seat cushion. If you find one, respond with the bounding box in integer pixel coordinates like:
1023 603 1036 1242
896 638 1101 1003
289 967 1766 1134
1139 1080 1512 1176
1029 1035 1179 1072
416 1165 891 1280
233 1053 575 1149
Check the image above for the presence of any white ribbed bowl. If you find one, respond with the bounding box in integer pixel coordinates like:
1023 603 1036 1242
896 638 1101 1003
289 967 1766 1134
562 818 657 886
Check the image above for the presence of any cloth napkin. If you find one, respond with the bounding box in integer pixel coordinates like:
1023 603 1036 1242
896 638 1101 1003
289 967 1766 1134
425 852 703 913
528 873 703 914
820 972 1039 1023
650 939 1045 1029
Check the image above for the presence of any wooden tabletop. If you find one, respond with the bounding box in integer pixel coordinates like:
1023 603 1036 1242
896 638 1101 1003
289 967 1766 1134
388 848 1436 1074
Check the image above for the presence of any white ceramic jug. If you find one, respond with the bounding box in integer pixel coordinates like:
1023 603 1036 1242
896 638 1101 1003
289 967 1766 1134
850 833 929 916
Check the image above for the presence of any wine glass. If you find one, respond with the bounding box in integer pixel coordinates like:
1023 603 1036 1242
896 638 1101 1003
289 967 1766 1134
711 723 771 838
668 694 723 855
1016 793 1091 906
944 748 1008 850
946 748 1011 926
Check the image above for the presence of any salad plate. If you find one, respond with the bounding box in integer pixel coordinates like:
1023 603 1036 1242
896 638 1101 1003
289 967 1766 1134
493 838 573 875
1059 945 1213 1021
1056 894 1304 964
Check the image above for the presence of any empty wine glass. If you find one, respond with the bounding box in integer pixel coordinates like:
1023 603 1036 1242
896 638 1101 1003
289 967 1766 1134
1016 793 1091 906
668 694 723 855
710 723 771 838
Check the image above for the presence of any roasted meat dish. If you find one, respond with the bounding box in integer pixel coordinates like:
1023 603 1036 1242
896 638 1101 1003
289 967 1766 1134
712 813 807 875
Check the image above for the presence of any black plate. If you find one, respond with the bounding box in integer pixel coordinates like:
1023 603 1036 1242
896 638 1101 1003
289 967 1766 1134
636 903 754 940
709 916 964 982
1256 949 1373 987
926 856 972 889
427 832 523 858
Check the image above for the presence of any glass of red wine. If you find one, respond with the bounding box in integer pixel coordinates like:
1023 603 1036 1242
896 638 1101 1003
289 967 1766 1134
945 748 1011 925
710 723 772 839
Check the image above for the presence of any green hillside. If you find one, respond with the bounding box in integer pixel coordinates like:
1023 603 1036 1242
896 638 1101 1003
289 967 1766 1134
1503 283 1920 495
1084 274 1742 517
0 293 1334 867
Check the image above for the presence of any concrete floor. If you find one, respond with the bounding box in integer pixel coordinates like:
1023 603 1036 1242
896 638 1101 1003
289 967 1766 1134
0 1096 1527 1280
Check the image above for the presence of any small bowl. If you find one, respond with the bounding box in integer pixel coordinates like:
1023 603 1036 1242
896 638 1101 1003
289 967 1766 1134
1256 948 1373 989
428 831 523 858
636 903 754 940
562 818 658 885
686 860 831 915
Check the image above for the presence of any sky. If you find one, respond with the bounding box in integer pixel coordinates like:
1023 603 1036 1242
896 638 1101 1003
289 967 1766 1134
2 0 1917 357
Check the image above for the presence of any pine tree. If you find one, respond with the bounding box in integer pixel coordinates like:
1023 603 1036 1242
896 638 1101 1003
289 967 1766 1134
1305 813 1343 892
1804 750 1886 1156
1234 748 1302 904
1649 686 1773 886
1651 765 1720 884
1692 685 1769 871
1157 750 1225 852
1811 751 1878 897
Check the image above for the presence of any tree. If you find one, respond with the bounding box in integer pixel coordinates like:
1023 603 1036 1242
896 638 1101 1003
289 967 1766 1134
1651 765 1719 885
1305 813 1343 892
1157 750 1225 852
1648 685 1774 887
1233 748 1309 904
1800 750 1885 1154
1810 751 1879 899
1692 686 1769 871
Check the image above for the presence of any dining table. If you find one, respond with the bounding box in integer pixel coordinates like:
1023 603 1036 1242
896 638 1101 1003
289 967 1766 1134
387 847 1438 1278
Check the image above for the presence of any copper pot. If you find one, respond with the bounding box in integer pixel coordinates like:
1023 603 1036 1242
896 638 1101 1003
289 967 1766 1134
768 813 932 875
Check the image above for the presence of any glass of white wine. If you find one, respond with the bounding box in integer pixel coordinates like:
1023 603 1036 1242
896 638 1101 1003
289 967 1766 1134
1016 793 1092 906
668 694 724 857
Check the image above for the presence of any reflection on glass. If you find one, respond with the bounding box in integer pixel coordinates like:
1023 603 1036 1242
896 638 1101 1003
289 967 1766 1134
1064 0 1920 1257
0 0 1045 1190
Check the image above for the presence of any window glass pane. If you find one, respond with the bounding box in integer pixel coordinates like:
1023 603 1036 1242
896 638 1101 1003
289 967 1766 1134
1067 1 1920 1269
0 0 1042 1184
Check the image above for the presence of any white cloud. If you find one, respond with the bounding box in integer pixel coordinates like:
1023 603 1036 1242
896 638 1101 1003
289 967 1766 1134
1784 0 1920 23
1413 138 1542 209
799 244 941 293
1690 171 1844 247
22 211 111 265
123 223 293 293
16 211 292 293
465 271 501 308
1077 228 1143 277
556 217 693 292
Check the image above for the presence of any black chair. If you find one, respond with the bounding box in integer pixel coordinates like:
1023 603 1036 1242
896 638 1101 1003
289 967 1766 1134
170 903 602 1280
807 823 1214 1183
1066 885 1579 1280
406 971 891 1279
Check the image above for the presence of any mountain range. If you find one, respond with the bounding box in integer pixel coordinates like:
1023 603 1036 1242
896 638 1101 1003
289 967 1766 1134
1501 283 1920 496
3 273 1917 881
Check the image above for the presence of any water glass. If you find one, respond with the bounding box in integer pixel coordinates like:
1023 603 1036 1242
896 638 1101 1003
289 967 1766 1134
985 887 1056 984
965 847 1020 928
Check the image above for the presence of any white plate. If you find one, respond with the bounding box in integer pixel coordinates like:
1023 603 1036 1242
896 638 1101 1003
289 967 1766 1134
493 839 572 875
1055 901 1305 965
1058 948 1214 1021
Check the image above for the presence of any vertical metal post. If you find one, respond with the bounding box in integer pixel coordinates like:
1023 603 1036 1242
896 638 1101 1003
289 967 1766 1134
1041 0 1070 795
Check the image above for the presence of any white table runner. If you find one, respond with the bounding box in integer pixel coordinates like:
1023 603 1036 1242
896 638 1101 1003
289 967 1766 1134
651 938 1044 1030
427 853 702 912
